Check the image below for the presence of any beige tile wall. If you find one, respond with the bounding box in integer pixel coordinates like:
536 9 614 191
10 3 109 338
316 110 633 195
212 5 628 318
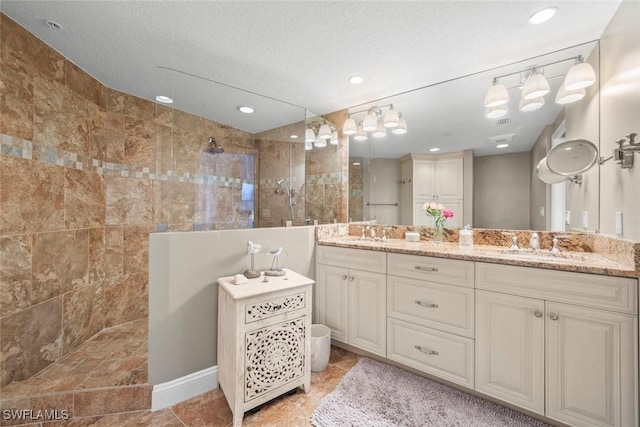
0 13 257 386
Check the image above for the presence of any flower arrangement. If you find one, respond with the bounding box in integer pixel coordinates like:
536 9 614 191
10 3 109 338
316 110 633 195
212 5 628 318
423 202 455 228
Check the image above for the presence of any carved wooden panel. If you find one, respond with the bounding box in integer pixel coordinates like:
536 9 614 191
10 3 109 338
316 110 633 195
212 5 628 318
244 318 305 401
245 293 305 323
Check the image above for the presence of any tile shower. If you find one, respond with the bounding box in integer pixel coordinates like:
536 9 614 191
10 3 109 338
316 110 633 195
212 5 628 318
0 12 347 419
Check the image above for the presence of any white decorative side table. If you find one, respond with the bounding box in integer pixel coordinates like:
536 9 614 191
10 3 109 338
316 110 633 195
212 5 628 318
217 269 314 427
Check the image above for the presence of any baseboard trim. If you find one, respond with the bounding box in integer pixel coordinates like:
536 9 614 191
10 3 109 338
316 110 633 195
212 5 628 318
151 366 218 411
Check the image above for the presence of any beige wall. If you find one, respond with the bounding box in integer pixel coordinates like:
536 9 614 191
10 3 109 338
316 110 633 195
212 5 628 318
474 152 531 230
148 226 315 384
598 0 640 240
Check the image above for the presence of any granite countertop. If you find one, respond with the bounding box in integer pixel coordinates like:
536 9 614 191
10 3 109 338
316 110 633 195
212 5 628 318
317 236 640 278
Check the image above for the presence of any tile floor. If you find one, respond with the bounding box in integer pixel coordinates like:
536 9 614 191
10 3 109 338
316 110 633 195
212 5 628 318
1 320 148 399
3 346 358 427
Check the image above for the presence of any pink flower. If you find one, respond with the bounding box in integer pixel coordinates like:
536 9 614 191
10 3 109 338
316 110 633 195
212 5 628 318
443 210 455 218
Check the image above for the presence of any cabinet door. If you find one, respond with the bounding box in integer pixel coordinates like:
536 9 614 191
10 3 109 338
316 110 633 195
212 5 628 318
475 291 545 415
546 302 638 427
435 157 463 199
413 160 435 199
315 265 349 343
349 270 386 356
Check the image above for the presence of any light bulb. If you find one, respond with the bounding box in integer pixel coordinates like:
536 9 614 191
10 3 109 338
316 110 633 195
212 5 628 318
383 105 400 128
362 110 377 131
373 118 386 138
314 137 327 148
519 95 545 112
522 72 550 100
564 59 596 90
484 79 509 107
555 85 585 104
392 114 407 135
305 141 312 150
330 130 340 145
342 117 357 135
318 123 332 140
485 104 508 119
354 123 368 141
305 128 316 143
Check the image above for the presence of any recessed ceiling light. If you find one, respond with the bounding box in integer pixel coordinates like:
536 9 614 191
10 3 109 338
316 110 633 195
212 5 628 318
43 20 62 30
290 134 298 139
238 106 254 114
352 162 361 166
429 148 441 152
528 7 557 24
155 95 173 104
496 143 510 148
349 75 364 85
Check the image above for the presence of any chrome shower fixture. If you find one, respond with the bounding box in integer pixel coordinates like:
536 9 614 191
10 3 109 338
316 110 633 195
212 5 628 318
204 136 224 154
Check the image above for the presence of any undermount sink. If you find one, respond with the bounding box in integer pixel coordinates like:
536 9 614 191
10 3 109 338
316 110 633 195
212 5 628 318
491 248 588 262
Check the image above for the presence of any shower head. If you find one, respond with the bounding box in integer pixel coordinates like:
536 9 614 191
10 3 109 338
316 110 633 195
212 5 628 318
204 137 224 154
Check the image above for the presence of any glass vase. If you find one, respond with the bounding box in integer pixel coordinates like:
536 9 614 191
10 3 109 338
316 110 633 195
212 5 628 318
433 224 443 244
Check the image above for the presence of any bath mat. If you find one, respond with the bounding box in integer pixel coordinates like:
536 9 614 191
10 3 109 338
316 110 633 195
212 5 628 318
311 357 549 427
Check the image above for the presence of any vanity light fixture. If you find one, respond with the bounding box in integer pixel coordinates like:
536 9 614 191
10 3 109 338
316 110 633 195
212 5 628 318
484 78 509 107
519 96 545 112
349 75 364 85
330 131 340 145
522 70 550 100
528 6 558 24
155 95 173 104
354 122 368 141
305 141 313 151
564 56 596 90
238 106 254 114
485 54 592 116
305 128 316 143
555 85 585 104
343 116 357 135
392 114 407 135
317 123 332 140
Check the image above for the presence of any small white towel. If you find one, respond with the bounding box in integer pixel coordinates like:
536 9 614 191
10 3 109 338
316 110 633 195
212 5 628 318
233 274 248 285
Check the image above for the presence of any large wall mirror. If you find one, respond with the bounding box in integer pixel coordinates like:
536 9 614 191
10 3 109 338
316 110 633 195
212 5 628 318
348 41 600 232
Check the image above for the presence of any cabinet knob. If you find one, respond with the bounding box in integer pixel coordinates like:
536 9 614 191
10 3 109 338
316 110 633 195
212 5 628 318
534 310 543 318
349 276 354 281
549 312 559 321
341 275 347 280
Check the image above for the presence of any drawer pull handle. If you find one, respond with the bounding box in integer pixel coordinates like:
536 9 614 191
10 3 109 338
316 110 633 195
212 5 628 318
549 312 559 321
341 275 347 280
414 266 439 272
349 277 354 281
415 300 439 308
415 345 438 356
534 310 543 318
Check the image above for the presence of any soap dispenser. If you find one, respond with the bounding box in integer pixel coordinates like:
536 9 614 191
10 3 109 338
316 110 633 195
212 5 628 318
459 225 474 248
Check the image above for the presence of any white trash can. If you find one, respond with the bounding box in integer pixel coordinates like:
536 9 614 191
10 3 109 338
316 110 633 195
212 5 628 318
311 324 331 372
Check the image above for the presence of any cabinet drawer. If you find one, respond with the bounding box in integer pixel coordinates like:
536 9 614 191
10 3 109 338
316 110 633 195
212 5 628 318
387 275 474 337
387 253 474 287
476 263 638 314
245 292 307 324
317 246 386 274
387 318 474 388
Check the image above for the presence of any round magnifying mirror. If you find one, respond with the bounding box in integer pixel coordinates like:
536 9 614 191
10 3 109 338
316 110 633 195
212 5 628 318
546 139 598 175
537 157 567 184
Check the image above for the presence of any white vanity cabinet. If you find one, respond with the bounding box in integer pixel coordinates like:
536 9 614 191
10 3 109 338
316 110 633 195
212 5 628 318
315 246 387 356
217 270 314 427
475 263 639 427
386 253 475 388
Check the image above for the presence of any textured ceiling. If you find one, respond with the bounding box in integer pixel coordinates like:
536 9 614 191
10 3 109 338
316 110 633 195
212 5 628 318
1 1 621 156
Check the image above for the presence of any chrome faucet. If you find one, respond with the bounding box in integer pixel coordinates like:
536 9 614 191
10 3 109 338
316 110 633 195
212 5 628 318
528 232 540 250
369 226 376 240
502 231 519 250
